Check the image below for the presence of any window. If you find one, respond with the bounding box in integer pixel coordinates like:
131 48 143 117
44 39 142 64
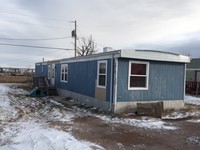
97 61 107 88
61 64 68 82
128 61 149 90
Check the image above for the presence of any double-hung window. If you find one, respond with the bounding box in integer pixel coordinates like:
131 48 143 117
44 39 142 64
61 64 68 82
97 61 107 88
128 61 149 90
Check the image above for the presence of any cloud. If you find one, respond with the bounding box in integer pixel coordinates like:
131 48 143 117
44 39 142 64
1 0 200 67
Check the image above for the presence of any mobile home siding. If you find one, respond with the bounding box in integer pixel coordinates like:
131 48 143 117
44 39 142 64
35 64 48 77
117 58 185 102
55 59 112 102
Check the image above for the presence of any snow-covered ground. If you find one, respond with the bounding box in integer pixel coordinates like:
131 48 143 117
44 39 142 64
1 84 200 150
185 95 200 105
0 84 103 150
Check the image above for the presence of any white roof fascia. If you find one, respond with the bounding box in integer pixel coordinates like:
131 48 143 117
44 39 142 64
120 49 190 63
186 68 200 71
60 51 120 64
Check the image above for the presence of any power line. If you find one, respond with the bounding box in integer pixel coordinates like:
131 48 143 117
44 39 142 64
0 19 69 30
0 11 69 22
0 36 71 41
0 43 74 50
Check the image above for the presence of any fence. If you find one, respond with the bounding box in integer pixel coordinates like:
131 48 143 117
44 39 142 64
186 81 200 95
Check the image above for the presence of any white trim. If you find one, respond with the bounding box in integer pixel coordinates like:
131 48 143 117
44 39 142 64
121 49 190 63
128 60 149 90
42 62 47 65
114 58 118 105
187 68 200 71
36 49 190 65
109 55 113 111
60 64 68 83
97 60 107 89
60 53 120 64
184 64 186 98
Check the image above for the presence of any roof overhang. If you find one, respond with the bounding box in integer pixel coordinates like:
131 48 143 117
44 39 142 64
120 49 190 63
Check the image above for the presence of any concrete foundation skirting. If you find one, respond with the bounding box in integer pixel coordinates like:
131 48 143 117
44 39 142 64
57 88 111 112
114 100 185 114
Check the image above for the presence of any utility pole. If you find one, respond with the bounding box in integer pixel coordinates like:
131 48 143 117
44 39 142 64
71 20 77 57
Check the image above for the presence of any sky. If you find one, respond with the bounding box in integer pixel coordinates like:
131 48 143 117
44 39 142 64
1 0 200 68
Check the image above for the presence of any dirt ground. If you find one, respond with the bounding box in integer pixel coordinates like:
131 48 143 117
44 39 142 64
0 75 32 83
1 84 200 150
71 115 200 150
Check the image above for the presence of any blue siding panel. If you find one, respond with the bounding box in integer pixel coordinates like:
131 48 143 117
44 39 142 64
55 59 112 101
35 64 48 77
117 58 185 102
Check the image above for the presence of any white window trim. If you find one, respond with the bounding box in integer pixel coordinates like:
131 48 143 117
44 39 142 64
128 60 149 90
61 64 68 83
97 60 107 89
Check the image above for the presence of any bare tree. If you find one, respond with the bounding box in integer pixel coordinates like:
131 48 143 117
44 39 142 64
76 35 98 56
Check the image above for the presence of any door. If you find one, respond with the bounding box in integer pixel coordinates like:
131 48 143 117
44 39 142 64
51 64 55 85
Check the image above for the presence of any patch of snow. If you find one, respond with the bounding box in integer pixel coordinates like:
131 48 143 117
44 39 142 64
0 84 104 150
50 99 64 107
187 119 200 123
96 115 177 130
162 112 190 120
1 121 104 150
0 83 9 95
185 95 200 105
71 106 177 130
187 136 200 145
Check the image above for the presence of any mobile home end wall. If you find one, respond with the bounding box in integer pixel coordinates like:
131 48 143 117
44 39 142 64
117 58 185 102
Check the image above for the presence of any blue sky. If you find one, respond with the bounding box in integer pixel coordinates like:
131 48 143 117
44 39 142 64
1 0 200 67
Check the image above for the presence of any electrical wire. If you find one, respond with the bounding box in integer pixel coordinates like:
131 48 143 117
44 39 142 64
0 43 74 50
0 36 71 41
0 11 69 22
0 19 69 30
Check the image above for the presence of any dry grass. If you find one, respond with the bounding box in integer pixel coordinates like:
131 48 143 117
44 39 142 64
0 75 33 83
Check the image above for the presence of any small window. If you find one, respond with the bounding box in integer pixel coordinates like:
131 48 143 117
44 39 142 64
61 64 68 82
128 61 149 90
97 61 107 88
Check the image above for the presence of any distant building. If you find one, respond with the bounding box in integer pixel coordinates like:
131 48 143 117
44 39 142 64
186 58 200 82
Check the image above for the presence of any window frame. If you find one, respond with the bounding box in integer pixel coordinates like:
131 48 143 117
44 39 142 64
61 64 68 83
128 61 149 90
97 60 107 89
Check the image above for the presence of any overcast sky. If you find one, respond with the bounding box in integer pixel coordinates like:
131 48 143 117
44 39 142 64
1 0 200 68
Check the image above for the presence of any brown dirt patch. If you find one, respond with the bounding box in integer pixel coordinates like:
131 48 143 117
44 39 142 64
72 116 200 150
0 76 32 83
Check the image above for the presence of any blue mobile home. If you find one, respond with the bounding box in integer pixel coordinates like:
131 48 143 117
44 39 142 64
35 49 190 113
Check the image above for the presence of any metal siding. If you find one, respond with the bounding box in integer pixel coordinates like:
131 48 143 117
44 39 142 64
106 59 111 102
55 59 111 101
117 58 185 102
35 64 48 77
